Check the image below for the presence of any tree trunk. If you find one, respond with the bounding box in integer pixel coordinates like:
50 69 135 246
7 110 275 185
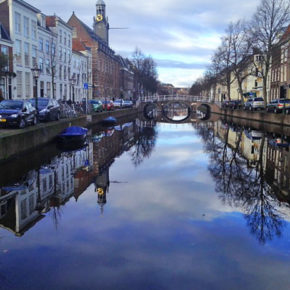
263 76 268 105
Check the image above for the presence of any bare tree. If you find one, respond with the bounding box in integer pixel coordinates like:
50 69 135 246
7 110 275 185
249 0 290 104
131 48 158 97
228 21 253 101
212 29 237 100
40 35 58 99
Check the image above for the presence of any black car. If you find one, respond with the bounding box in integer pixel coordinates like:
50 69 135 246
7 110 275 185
221 100 230 109
0 100 37 128
29 98 60 121
228 100 242 110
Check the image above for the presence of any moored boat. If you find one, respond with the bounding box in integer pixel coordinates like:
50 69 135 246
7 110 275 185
57 126 88 147
100 116 117 126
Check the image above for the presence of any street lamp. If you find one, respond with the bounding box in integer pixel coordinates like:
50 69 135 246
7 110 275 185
69 77 76 103
31 66 41 120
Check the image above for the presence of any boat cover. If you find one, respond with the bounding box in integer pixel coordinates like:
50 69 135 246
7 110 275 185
60 126 88 137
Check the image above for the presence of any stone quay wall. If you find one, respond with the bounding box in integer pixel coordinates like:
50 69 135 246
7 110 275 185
0 108 137 162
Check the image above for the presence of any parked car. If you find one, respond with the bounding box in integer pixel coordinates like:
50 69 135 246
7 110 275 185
228 100 242 110
266 99 290 113
123 100 133 108
244 97 265 110
113 99 124 108
89 100 103 112
29 98 60 121
268 138 290 148
102 100 114 111
0 100 37 128
222 100 230 109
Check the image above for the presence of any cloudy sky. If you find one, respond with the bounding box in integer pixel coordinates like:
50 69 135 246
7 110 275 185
29 0 260 87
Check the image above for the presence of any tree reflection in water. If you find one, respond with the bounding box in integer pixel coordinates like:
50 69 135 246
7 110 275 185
0 119 158 236
194 121 287 244
130 125 158 167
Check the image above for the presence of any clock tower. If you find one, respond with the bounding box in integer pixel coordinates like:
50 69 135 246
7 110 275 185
93 0 109 44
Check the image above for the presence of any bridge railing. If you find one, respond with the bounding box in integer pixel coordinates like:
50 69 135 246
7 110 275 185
139 95 213 103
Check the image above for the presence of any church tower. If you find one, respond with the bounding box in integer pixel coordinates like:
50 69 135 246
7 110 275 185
93 0 109 44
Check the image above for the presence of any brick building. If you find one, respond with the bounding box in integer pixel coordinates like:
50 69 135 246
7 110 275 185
270 25 290 100
67 0 120 100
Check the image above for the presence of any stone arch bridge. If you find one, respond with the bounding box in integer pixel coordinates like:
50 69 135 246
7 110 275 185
138 95 221 117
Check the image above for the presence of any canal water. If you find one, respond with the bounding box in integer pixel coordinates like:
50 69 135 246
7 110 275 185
0 117 290 289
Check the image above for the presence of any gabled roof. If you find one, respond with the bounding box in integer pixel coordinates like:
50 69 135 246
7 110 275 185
14 0 40 13
68 13 115 57
72 39 89 52
46 15 73 30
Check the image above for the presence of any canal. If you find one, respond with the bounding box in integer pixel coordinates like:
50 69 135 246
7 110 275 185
0 115 290 289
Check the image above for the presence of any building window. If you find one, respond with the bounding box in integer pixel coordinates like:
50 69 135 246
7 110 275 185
39 38 43 52
52 43 56 56
29 195 34 214
49 175 53 189
72 27 77 38
24 42 30 67
25 72 31 98
15 12 21 35
32 45 37 66
59 30 62 44
24 16 29 38
45 40 50 54
16 71 22 98
1 46 9 71
53 83 56 98
39 57 44 72
21 199 27 220
59 47 62 60
46 59 50 74
31 20 37 40
59 65 62 80
43 177 47 192
15 40 22 65
64 32 67 47
60 84 63 98
47 82 51 97
40 81 44 97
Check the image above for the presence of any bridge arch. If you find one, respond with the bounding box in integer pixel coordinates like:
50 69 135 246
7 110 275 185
161 101 192 123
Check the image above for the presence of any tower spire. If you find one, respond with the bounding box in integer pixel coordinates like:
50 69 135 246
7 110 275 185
94 0 109 44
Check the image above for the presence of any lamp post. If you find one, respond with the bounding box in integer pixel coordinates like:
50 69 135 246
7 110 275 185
69 77 76 104
31 66 41 120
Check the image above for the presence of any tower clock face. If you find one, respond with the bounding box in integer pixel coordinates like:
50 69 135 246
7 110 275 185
96 14 103 22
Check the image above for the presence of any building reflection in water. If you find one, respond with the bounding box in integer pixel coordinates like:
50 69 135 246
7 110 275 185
194 120 290 244
0 119 157 236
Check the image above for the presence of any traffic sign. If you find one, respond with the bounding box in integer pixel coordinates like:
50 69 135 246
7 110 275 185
84 83 88 90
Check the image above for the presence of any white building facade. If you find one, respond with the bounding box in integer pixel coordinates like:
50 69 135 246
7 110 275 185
46 15 72 101
0 0 40 99
71 49 92 103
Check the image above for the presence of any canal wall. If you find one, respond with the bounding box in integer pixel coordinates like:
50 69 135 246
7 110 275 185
211 106 290 127
0 108 137 162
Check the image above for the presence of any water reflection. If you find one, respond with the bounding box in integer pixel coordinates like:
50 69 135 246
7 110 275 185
162 102 191 122
0 119 157 236
194 121 290 244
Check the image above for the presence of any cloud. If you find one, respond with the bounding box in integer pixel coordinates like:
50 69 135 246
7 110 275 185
28 0 261 86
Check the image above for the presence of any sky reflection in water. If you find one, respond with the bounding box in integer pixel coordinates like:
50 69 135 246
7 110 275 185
0 122 290 290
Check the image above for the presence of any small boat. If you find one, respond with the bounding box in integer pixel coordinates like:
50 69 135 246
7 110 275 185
57 126 88 147
100 116 117 126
